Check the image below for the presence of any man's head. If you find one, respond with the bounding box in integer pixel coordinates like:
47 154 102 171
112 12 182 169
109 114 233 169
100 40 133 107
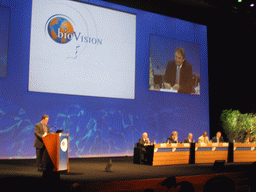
188 133 193 140
172 131 178 137
216 131 221 138
174 47 185 67
142 132 148 139
41 115 49 125
203 131 208 137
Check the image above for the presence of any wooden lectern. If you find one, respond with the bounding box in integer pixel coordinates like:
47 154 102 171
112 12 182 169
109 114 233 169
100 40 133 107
42 133 69 172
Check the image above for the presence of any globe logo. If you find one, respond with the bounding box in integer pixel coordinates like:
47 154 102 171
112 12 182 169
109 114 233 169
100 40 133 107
47 16 74 44
60 138 68 152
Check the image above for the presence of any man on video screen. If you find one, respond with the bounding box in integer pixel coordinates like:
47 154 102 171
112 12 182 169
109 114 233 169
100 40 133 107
163 47 193 94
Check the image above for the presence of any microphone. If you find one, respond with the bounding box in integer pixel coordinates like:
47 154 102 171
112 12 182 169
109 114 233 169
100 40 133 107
50 126 57 131
50 126 64 133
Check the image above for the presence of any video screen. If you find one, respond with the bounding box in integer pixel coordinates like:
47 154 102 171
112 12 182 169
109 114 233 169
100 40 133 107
149 35 200 95
29 0 136 99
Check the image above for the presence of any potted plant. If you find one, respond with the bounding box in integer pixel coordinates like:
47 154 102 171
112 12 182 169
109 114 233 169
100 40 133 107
220 109 256 143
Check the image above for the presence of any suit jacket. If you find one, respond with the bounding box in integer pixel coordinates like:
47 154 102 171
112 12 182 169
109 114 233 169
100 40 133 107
183 138 195 143
198 135 210 143
34 122 50 148
164 60 193 94
167 136 178 143
138 138 149 148
212 136 224 143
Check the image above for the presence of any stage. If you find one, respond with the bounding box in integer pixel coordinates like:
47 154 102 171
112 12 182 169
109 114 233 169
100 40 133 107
0 156 253 191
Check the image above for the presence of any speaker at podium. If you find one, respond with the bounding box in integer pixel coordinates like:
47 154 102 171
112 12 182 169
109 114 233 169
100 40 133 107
42 132 69 172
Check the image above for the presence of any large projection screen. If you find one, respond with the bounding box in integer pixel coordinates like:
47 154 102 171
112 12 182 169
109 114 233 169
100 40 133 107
29 0 136 99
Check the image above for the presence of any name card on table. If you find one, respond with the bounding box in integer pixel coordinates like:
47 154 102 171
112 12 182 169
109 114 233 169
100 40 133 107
160 143 167 147
200 143 207 147
171 144 177 147
212 143 218 147
183 143 190 147
222 143 229 147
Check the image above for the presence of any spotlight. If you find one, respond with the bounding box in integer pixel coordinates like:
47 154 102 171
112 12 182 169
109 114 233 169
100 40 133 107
212 160 225 171
250 4 255 7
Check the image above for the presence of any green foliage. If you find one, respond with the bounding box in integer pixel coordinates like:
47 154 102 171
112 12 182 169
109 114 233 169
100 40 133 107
220 109 256 142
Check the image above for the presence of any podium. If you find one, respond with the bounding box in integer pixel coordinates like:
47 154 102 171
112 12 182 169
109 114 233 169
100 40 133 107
42 133 69 172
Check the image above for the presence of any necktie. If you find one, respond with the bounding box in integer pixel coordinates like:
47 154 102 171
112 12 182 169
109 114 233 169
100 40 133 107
176 66 181 85
44 124 46 133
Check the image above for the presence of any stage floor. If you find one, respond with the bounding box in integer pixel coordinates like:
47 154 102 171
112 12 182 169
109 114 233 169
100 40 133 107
0 157 253 191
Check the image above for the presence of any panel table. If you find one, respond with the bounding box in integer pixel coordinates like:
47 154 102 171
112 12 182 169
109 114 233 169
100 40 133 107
195 143 229 164
233 143 256 162
152 143 191 166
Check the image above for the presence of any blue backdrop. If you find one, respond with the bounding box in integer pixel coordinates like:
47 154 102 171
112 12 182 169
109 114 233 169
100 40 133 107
0 0 208 159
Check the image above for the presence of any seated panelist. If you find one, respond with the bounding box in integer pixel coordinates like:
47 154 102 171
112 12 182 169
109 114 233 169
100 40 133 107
212 131 224 143
138 132 150 163
138 132 150 147
167 131 178 143
183 133 195 143
198 131 210 143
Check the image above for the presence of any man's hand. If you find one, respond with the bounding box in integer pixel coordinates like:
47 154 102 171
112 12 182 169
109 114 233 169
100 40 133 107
172 84 179 90
163 83 172 89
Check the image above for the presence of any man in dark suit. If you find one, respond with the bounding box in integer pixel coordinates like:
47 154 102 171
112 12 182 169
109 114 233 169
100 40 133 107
164 47 193 94
138 132 150 163
167 131 178 143
34 115 51 172
212 131 224 143
183 133 195 143
138 132 150 147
